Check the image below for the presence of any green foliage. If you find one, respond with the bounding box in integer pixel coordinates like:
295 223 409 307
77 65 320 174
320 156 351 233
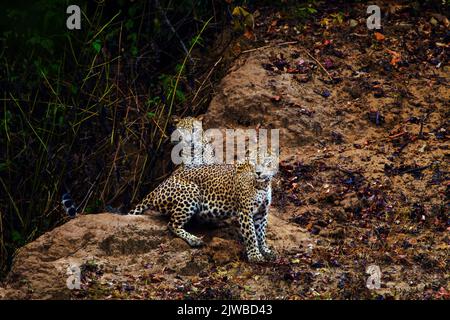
92 39 102 54
11 230 24 246
189 35 204 48
85 200 103 214
159 74 187 104
292 1 318 20
146 97 162 108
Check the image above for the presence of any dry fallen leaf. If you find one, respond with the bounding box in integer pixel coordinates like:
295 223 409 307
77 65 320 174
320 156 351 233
374 32 385 41
386 49 402 66
243 27 255 40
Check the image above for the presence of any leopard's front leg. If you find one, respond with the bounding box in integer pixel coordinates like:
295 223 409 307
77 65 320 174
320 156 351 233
238 206 264 263
254 204 276 261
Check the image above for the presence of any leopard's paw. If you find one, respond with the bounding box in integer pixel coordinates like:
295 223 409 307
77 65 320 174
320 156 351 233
247 252 265 263
260 247 277 261
187 236 204 247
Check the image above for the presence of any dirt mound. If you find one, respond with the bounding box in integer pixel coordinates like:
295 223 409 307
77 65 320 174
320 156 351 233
0 211 309 299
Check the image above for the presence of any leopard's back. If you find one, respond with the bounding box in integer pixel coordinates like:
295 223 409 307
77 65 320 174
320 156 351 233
151 163 252 220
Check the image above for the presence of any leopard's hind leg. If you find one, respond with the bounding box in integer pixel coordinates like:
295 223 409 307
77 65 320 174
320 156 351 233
168 207 204 247
128 191 154 215
166 181 204 247
128 201 150 215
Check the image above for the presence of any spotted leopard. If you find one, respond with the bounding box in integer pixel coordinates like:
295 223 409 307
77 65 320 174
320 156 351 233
128 152 278 263
172 116 216 166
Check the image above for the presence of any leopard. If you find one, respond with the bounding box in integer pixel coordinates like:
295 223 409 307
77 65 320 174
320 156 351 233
171 116 261 166
128 152 278 263
171 116 216 166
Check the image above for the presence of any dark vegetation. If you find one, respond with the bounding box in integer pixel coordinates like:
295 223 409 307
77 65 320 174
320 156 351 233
0 0 236 278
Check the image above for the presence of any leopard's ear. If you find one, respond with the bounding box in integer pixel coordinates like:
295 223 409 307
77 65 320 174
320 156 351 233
172 115 181 124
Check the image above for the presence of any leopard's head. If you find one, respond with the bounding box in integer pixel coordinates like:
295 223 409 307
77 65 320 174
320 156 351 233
253 150 278 183
171 116 204 144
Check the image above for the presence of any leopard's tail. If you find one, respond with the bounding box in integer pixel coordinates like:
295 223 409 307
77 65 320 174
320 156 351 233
62 192 77 218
